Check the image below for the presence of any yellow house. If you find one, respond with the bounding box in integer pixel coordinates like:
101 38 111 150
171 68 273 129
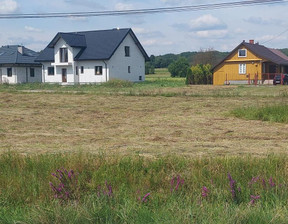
213 40 288 85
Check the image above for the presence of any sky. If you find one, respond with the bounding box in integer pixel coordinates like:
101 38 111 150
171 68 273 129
0 0 288 56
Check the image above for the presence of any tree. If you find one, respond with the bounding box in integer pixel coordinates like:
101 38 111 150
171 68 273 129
186 64 212 85
145 62 155 74
168 57 190 77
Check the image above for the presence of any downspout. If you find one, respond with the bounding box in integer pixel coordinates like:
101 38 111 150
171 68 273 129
103 60 108 82
42 65 45 83
26 67 28 83
15 67 17 83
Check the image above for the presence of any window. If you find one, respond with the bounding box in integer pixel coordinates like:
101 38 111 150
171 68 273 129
238 49 247 57
60 48 68 62
139 76 142 81
76 66 79 75
95 66 103 75
128 66 131 73
30 68 35 77
239 64 246 74
48 67 55 76
81 66 84 74
125 46 130 57
7 68 12 77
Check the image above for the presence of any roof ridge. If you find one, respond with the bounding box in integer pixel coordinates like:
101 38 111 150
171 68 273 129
64 28 130 34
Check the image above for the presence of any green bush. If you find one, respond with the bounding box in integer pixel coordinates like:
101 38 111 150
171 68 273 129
186 64 212 85
168 57 190 77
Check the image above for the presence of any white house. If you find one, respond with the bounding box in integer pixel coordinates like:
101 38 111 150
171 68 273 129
36 28 149 84
0 45 42 84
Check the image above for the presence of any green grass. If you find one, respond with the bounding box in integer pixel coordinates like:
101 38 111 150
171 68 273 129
1 152 288 223
231 104 288 123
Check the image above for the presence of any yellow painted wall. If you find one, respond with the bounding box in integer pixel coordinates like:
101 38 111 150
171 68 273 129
213 46 263 85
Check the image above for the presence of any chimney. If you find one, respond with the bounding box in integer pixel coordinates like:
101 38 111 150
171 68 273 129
18 46 23 54
249 40 254 44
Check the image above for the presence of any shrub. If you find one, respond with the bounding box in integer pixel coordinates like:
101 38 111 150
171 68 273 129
186 64 212 85
168 57 190 77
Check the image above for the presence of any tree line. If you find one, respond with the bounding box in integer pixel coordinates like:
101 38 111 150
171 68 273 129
145 49 229 75
145 48 288 84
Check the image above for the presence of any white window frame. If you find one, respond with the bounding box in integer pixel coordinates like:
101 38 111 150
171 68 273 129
239 64 246 74
238 49 247 57
95 66 103 75
48 67 55 76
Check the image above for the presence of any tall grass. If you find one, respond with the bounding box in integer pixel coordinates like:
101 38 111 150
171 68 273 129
231 104 288 123
1 152 288 223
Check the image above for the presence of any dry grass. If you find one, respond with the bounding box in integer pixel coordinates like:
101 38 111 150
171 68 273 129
1 84 288 157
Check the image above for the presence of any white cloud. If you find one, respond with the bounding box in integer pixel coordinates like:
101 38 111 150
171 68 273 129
142 39 173 46
190 14 227 31
257 35 287 43
234 28 245 34
115 3 134 10
25 26 42 33
195 30 228 38
0 0 18 13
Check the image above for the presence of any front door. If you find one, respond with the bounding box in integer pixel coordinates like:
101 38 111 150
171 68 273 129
62 68 67 83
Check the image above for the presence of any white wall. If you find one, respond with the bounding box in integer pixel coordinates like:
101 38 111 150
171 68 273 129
0 66 41 84
77 61 108 83
108 34 145 82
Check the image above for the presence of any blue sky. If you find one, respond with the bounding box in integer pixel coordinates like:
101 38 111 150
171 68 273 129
0 0 288 56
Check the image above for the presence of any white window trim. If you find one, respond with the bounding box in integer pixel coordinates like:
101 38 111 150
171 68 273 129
239 64 246 74
238 49 247 57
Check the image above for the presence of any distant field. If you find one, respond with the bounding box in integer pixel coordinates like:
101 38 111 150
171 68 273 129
1 69 288 156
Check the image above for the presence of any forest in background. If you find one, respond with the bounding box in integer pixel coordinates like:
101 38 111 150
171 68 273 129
145 48 288 74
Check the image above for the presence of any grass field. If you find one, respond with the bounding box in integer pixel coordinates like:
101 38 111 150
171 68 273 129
1 69 288 223
1 69 288 156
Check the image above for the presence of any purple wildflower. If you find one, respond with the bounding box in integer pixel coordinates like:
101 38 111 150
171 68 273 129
97 181 113 198
269 177 276 188
201 186 209 198
49 168 79 202
142 193 151 203
228 173 237 199
170 175 184 193
248 176 259 186
249 195 260 206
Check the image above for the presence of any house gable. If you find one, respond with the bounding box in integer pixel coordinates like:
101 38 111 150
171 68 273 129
36 28 149 63
213 41 288 85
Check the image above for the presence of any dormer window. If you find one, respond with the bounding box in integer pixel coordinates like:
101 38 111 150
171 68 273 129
60 48 68 62
238 49 247 57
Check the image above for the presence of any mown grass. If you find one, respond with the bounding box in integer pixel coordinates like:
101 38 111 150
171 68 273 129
231 104 288 123
1 152 288 223
1 69 288 98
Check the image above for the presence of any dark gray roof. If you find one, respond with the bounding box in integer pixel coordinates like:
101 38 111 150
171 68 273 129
0 45 40 65
36 28 149 62
242 42 288 65
214 41 288 70
48 33 87 48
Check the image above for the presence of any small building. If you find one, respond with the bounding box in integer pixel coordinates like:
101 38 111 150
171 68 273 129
36 28 149 84
213 40 288 85
0 45 42 84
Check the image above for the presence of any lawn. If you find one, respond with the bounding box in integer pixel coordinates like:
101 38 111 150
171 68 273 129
1 69 288 223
